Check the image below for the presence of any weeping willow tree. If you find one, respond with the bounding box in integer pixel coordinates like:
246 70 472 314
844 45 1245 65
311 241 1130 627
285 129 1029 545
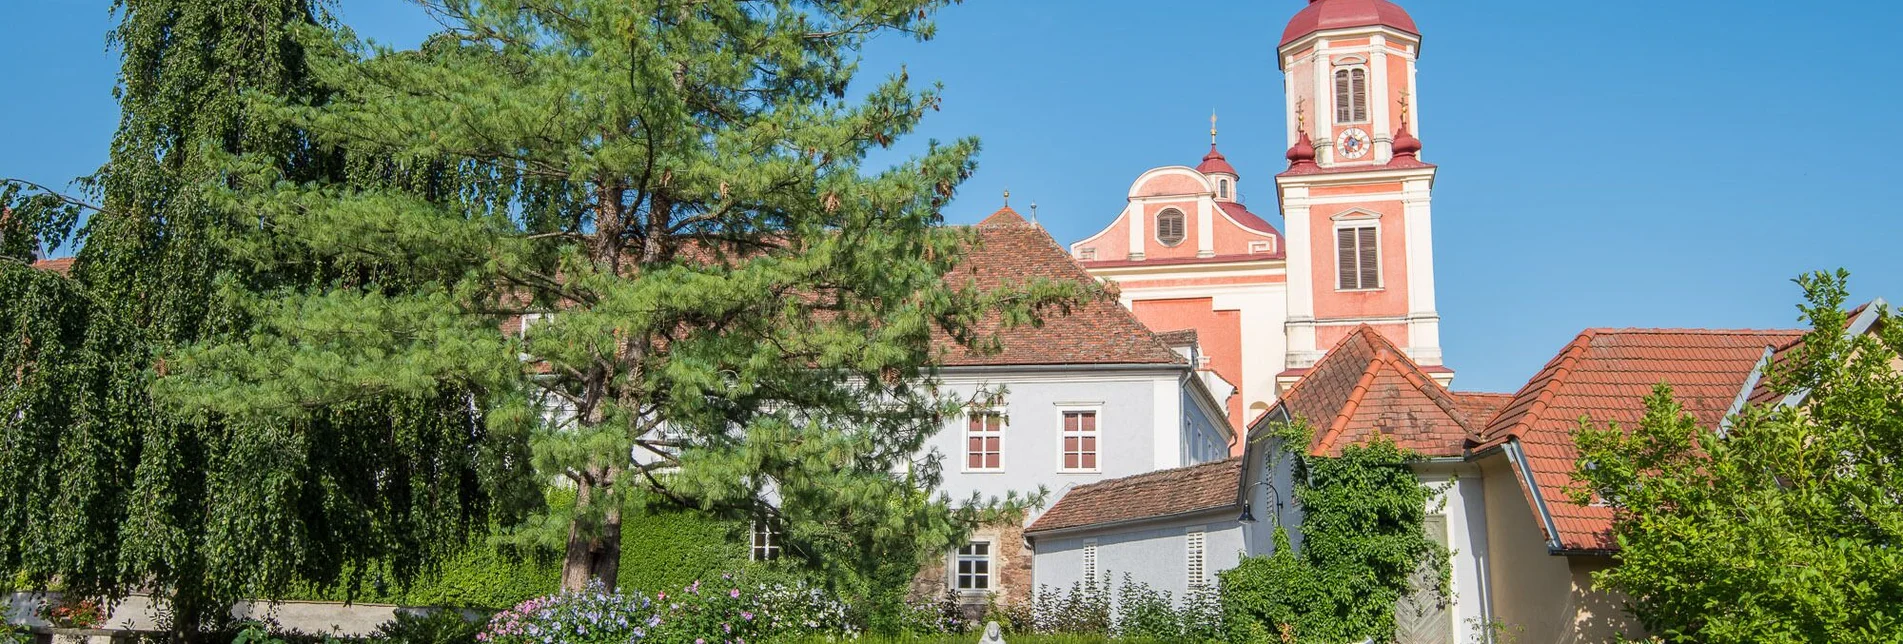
0 1 533 637
154 0 1072 605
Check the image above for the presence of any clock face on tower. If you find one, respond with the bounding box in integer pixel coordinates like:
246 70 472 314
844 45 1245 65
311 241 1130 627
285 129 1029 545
1336 128 1372 160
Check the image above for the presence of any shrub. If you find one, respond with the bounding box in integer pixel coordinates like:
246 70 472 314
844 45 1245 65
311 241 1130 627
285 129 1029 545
479 574 853 644
373 610 489 644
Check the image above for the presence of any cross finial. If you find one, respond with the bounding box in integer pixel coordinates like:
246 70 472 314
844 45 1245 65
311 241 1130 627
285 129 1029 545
1210 111 1220 145
1397 89 1413 129
1002 188 1010 207
1295 98 1307 131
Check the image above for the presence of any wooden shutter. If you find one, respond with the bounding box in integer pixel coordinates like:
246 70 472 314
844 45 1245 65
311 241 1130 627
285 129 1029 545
1350 69 1369 122
1357 227 1379 288
1334 70 1352 123
1157 210 1185 245
1337 227 1358 289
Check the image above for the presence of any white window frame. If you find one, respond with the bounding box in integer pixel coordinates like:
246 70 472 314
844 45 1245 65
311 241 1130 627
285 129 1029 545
1332 215 1383 292
750 520 781 561
1056 406 1103 474
1217 179 1230 199
963 408 1006 473
1332 64 1371 125
1082 539 1099 584
953 541 993 593
1186 528 1208 592
1154 208 1188 247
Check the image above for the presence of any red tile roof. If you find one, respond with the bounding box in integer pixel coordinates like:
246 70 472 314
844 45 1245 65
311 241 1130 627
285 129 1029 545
1196 145 1239 177
1476 328 1803 551
1026 458 1241 534
1281 0 1419 47
1743 301 1884 407
1277 325 1477 458
1450 392 1514 429
1216 202 1285 244
29 257 74 275
937 209 1184 368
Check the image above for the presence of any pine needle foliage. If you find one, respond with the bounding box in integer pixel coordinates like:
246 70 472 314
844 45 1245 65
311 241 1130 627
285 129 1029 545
1573 270 1903 643
157 0 1074 606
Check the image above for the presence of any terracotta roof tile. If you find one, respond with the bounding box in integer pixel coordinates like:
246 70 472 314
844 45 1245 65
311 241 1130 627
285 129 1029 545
29 257 74 275
1450 392 1513 429
1476 328 1803 551
937 209 1183 367
1027 458 1241 534
1155 329 1198 347
1277 325 1474 458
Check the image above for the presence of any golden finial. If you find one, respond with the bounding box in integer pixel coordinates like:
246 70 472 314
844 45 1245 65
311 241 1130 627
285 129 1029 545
1210 111 1220 145
1397 89 1413 128
1002 188 1011 207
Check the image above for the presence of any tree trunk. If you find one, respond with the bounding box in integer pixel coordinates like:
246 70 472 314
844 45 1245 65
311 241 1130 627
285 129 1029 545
559 472 624 591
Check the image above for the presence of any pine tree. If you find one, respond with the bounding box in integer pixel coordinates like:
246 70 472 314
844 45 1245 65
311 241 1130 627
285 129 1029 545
159 0 1069 596
1 1 529 636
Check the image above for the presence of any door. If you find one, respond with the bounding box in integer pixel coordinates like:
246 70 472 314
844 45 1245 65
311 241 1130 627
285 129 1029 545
1396 514 1452 644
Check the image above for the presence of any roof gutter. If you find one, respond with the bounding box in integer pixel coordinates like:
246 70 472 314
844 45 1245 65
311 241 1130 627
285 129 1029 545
1502 439 1566 554
1025 505 1239 543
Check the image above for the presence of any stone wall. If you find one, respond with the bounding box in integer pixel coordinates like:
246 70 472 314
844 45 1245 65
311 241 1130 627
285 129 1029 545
910 522 1034 609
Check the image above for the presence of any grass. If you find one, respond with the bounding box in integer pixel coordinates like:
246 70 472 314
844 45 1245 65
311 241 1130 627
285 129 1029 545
789 636 1175 644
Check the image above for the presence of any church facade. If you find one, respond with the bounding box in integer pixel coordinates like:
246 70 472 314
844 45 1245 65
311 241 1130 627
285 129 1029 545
1072 0 1448 443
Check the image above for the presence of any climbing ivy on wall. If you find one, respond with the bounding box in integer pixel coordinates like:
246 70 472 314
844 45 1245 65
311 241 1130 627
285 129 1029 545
1217 420 1450 644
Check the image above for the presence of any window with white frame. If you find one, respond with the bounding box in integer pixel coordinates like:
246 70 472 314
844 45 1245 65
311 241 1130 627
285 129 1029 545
1186 528 1208 591
1083 539 1099 584
1155 209 1186 246
1218 179 1230 199
1334 67 1369 123
966 410 1004 472
750 520 781 561
1060 410 1100 472
955 542 991 591
1335 225 1380 290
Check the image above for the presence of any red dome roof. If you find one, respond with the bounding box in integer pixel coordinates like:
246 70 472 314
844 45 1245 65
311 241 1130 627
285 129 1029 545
1281 0 1418 48
1197 145 1239 176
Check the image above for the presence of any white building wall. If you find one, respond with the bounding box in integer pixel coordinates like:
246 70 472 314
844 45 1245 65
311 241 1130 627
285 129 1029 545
1032 516 1245 603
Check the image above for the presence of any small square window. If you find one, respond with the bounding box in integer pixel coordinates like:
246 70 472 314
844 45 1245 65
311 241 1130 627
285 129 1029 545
750 521 781 561
955 542 991 591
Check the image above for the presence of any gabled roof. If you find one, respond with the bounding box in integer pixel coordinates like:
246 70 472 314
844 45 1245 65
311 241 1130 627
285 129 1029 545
1276 325 1476 458
1741 299 1886 409
936 208 1185 368
1450 392 1513 429
29 257 74 275
1475 328 1803 552
1027 458 1241 535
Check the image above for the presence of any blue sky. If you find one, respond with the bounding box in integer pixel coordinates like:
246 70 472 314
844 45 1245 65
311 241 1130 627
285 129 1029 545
3 1 1900 394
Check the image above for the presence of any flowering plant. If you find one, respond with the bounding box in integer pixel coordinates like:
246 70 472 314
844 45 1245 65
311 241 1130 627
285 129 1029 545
479 573 853 644
37 597 105 629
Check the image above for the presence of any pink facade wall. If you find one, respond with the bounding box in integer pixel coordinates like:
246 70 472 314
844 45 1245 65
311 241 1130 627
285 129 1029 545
1130 298 1245 441
1141 199 1207 261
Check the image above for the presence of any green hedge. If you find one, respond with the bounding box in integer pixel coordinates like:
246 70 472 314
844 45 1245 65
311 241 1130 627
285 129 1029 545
286 508 748 609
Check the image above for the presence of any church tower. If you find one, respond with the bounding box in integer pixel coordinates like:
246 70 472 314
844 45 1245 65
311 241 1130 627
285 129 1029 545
1275 0 1448 389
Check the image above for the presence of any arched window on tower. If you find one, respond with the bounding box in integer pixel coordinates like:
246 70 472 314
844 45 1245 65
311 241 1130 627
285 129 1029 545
1334 68 1368 123
1218 180 1230 199
1155 209 1186 246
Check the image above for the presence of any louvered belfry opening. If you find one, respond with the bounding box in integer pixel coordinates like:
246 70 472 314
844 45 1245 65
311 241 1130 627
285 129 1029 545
1334 68 1368 123
1156 209 1187 246
1337 226 1380 290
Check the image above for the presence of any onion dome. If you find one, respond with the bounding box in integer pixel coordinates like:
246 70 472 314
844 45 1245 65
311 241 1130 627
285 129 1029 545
1281 0 1419 48
1392 122 1422 158
1286 130 1318 169
1197 145 1239 177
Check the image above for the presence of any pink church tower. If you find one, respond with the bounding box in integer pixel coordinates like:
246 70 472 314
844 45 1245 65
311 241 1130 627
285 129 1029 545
1072 0 1449 448
1275 0 1448 389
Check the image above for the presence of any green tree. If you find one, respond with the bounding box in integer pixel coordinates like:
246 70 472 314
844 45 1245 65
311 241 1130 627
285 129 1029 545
2 1 528 636
1572 270 1903 643
1219 424 1449 644
158 0 1067 602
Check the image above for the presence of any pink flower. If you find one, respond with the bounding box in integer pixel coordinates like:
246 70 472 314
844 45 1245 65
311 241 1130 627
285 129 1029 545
729 589 740 598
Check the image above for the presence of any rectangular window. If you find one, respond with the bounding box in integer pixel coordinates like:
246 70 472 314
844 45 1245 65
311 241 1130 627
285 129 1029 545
1336 226 1380 290
750 521 781 562
1186 528 1207 591
1083 539 1099 584
966 411 1004 471
955 542 991 591
1061 411 1099 472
